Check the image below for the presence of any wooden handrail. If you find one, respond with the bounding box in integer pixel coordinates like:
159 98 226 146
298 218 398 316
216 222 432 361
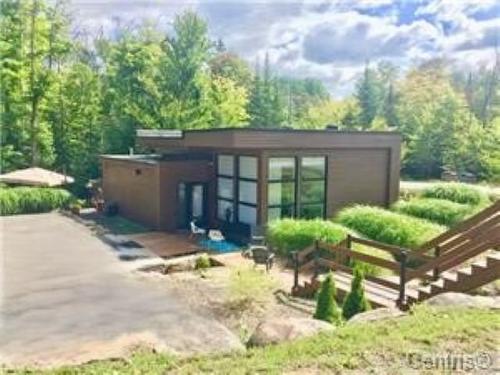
437 215 499 254
317 258 401 291
317 241 402 273
296 243 316 264
350 236 433 262
417 200 500 253
408 227 500 281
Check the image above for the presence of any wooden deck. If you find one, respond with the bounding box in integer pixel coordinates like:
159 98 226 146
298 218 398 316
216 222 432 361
127 231 201 258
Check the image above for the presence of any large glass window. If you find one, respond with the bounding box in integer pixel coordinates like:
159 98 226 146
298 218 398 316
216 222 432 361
217 199 234 222
217 154 258 225
299 157 326 219
239 156 257 179
269 158 295 180
237 156 258 225
217 177 233 199
267 158 296 221
239 180 257 204
267 156 326 221
238 204 257 225
217 155 234 176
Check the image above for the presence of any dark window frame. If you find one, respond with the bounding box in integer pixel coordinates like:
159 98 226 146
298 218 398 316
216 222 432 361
299 157 327 218
267 155 327 221
216 154 258 225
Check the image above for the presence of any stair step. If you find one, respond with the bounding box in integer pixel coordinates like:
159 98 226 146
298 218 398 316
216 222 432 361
441 271 458 282
471 262 488 273
457 267 473 281
417 285 432 300
486 252 500 267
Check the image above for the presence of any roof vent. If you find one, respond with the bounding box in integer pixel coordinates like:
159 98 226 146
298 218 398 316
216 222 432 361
326 124 339 131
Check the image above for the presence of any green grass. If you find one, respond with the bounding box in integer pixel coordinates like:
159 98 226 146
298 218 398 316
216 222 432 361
335 205 445 250
0 187 74 216
421 182 490 206
267 218 351 256
393 198 475 226
12 306 499 374
91 215 149 235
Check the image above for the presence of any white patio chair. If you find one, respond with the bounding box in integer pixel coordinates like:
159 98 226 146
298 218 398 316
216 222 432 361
190 221 206 239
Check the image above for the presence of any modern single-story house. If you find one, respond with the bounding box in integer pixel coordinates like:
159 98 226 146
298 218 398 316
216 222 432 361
101 128 401 239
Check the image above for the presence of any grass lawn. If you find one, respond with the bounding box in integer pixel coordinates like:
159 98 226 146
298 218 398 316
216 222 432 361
12 306 499 374
79 211 150 235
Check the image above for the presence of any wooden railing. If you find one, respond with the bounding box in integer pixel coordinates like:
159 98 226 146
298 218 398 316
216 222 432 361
292 200 500 307
291 235 413 306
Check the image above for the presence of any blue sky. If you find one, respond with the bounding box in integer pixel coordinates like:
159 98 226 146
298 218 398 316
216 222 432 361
71 1 499 96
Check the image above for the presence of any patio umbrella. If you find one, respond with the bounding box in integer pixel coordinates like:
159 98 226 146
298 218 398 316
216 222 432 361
0 167 74 187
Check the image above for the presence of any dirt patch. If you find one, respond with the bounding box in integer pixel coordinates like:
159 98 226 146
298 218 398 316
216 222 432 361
143 265 310 343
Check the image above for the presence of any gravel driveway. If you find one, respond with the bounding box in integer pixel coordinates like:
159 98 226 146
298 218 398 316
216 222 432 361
0 213 242 368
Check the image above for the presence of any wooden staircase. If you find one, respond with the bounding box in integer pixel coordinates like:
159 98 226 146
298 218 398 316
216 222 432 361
408 251 500 304
291 201 500 309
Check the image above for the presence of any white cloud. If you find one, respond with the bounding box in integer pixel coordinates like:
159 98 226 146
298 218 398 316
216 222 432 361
68 0 500 96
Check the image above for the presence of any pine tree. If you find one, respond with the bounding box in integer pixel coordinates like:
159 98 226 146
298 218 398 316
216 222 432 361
355 63 383 129
383 83 398 128
342 267 371 320
313 272 342 324
248 52 283 127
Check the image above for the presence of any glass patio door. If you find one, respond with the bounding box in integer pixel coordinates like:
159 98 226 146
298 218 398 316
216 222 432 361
177 182 208 229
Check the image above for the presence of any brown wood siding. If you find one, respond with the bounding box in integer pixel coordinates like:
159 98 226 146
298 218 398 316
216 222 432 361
137 130 401 151
327 148 390 215
158 160 215 231
102 159 160 229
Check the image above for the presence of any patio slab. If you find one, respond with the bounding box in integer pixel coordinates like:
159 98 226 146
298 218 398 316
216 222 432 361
0 213 243 368
127 231 201 258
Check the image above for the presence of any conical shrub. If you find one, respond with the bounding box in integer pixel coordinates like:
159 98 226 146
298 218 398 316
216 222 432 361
313 272 342 324
342 267 371 320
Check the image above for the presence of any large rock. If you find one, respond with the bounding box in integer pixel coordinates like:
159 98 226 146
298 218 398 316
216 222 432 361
424 292 500 309
347 307 406 324
248 317 334 347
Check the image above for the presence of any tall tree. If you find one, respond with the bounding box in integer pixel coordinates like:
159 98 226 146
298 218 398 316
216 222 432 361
355 63 383 128
247 53 284 127
209 76 249 127
160 10 212 129
1 0 27 171
98 26 163 153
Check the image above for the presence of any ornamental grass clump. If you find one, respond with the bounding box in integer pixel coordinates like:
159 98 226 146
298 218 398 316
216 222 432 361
335 205 445 250
195 254 211 270
421 182 489 206
342 267 371 320
314 272 342 325
267 218 350 256
0 187 74 216
393 198 474 227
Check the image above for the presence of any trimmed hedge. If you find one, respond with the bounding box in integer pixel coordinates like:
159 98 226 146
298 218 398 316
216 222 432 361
393 198 474 227
335 205 445 250
0 187 74 215
267 218 350 256
421 182 489 206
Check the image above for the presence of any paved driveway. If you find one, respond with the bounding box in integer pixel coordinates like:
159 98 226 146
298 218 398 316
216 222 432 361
0 213 241 367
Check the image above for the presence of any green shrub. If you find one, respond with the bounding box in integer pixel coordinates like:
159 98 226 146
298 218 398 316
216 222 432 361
393 198 474 226
0 187 74 216
335 205 445 250
421 182 489 206
195 254 211 270
342 267 371 320
314 272 342 324
267 219 350 256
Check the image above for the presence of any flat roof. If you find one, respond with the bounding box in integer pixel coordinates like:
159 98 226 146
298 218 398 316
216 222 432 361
137 127 401 151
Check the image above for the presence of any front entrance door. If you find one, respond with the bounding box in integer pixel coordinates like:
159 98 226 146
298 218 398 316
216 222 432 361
177 182 208 229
